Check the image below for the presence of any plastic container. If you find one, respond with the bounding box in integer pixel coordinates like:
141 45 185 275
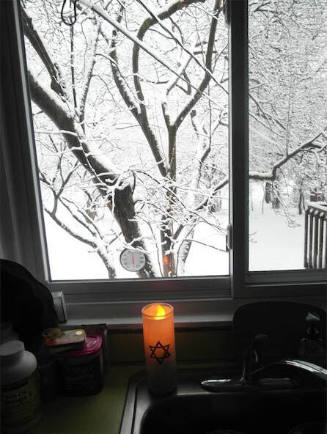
57 333 103 396
0 340 41 433
0 323 19 344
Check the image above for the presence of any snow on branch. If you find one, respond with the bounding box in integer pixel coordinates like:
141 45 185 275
103 26 140 117
44 206 96 247
79 0 203 91
22 8 66 98
249 129 327 181
136 0 224 90
79 24 101 125
173 0 222 130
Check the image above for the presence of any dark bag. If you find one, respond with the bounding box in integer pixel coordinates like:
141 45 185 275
1 259 58 352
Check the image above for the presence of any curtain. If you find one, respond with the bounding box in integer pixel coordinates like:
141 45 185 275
0 1 45 280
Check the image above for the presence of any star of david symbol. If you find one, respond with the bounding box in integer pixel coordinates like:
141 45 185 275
149 341 170 365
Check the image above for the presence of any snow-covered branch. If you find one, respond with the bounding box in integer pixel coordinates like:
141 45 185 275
173 0 222 130
22 7 66 98
79 24 101 125
249 130 326 181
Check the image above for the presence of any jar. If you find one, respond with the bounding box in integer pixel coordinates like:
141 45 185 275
57 333 103 396
0 323 19 344
0 340 41 433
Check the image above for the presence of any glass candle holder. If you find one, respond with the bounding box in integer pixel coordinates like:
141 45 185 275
142 303 176 395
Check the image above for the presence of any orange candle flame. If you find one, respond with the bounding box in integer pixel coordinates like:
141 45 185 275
155 304 166 319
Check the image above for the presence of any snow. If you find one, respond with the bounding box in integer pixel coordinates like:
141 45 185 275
45 215 109 280
249 181 305 271
249 207 304 271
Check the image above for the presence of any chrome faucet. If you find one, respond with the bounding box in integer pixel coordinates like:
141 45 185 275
201 334 327 393
201 334 268 392
239 333 268 385
252 359 327 383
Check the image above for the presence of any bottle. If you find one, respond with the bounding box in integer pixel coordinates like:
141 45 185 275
0 322 19 344
298 312 326 367
0 340 41 433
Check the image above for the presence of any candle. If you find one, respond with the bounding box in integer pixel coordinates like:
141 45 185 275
142 303 176 395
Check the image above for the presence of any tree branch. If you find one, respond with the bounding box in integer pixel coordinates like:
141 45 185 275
70 26 78 111
44 207 116 278
102 10 140 119
136 0 223 89
79 23 101 126
44 207 95 248
249 131 326 181
21 7 66 97
130 0 221 178
173 0 221 130
28 69 156 277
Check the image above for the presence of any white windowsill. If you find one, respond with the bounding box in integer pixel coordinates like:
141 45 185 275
61 294 326 330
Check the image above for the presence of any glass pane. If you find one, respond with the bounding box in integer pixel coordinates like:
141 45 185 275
249 1 327 271
22 0 229 279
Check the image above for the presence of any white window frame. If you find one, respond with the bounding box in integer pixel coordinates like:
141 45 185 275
1 0 325 326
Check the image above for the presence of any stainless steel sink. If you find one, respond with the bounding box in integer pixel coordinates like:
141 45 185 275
119 367 326 434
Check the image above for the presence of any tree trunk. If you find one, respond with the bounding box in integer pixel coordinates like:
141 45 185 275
28 72 155 278
298 188 305 215
161 127 177 277
114 186 154 278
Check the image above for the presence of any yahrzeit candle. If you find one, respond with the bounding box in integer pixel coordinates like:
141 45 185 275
142 303 176 395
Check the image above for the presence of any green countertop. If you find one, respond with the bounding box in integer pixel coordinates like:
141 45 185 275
30 325 236 434
33 365 140 434
32 362 220 434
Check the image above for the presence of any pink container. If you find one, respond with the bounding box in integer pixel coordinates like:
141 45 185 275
57 334 103 396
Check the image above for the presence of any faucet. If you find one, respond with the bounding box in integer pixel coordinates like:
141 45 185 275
239 333 268 385
201 334 268 392
252 359 327 384
201 335 327 393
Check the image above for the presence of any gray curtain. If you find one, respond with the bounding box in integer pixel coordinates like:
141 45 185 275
0 0 46 280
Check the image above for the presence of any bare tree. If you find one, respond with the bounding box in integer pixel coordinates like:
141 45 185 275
23 0 229 277
22 0 327 277
248 0 327 209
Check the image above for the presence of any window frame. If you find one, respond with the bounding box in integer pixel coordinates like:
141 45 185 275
1 0 325 325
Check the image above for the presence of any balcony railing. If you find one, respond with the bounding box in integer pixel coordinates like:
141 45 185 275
304 202 327 269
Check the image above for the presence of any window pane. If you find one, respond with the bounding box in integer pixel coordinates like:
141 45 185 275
249 1 327 271
22 0 229 280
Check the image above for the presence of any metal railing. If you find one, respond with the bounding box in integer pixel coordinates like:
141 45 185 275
304 202 327 269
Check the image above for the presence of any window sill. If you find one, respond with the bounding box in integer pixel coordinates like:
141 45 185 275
62 291 326 330
61 312 234 330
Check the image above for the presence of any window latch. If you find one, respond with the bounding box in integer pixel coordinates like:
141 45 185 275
226 224 232 252
51 291 67 323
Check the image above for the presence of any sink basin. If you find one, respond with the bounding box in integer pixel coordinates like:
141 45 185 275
120 368 326 434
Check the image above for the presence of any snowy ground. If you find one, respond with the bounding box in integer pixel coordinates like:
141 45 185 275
249 207 304 271
45 204 305 280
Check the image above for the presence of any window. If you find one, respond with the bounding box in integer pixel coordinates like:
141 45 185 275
248 0 327 272
1 0 325 323
22 0 230 281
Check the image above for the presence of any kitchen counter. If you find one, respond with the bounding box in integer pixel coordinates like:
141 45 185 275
30 322 236 434
32 362 222 434
33 365 141 434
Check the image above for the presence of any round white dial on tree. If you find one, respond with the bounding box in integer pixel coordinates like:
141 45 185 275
120 249 146 272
